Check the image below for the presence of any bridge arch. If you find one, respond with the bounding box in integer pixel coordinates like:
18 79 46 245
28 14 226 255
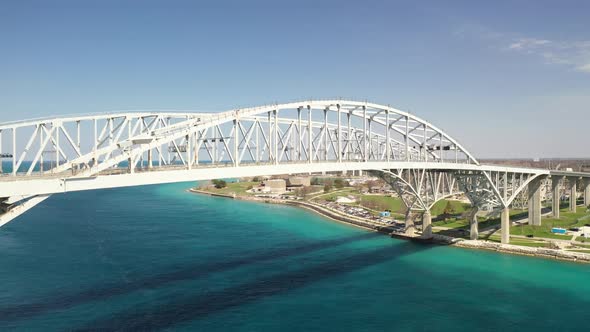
0 99 498 229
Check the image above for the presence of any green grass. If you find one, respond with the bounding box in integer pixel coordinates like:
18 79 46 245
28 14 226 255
433 218 468 228
317 188 357 201
473 209 527 230
430 200 470 216
357 195 405 213
541 207 590 228
577 237 590 243
509 206 589 241
315 189 406 214
433 209 527 231
485 235 550 248
511 225 574 240
199 181 259 195
316 187 471 218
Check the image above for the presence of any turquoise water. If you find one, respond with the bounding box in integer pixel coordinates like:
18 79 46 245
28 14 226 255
1 183 589 331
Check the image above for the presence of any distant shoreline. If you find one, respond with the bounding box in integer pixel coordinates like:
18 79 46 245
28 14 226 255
187 188 590 264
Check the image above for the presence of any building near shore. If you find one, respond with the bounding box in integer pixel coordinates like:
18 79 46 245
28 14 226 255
287 176 311 187
262 179 287 194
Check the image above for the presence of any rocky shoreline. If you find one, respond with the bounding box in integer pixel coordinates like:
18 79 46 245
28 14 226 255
453 239 590 263
188 188 590 264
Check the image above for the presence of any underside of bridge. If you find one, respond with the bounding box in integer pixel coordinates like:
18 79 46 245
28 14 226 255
1 99 589 242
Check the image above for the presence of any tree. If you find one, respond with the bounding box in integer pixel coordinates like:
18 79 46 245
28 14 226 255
334 178 344 189
311 177 321 186
366 179 383 192
252 176 260 182
443 201 455 215
212 179 227 189
324 180 333 193
296 186 314 199
354 182 366 193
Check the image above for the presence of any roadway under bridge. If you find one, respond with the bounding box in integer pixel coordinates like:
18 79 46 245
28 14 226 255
1 99 589 243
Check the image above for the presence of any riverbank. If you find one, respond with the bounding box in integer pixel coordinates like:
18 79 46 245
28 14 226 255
188 188 590 264
189 188 395 234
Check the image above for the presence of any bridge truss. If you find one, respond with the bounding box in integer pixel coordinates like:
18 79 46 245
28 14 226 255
1 100 588 244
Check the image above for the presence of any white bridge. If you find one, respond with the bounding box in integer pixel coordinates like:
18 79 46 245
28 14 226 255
1 99 589 243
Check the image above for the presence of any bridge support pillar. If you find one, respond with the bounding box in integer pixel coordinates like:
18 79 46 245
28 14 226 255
584 180 590 207
404 212 415 236
147 150 153 169
552 178 561 219
569 178 577 212
527 178 542 226
469 207 479 240
421 210 432 239
501 207 510 244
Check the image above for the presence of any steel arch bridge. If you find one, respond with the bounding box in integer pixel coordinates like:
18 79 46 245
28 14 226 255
1 99 589 243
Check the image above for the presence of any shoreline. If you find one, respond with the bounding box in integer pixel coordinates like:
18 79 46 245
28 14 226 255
188 188 590 264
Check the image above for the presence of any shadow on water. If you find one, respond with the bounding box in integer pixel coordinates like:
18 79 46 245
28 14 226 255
73 241 433 331
0 232 386 322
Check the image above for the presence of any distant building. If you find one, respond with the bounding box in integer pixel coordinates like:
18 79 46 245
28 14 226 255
287 176 311 187
263 179 287 194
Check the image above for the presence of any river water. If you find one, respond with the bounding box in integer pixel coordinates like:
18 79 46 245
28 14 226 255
0 182 589 331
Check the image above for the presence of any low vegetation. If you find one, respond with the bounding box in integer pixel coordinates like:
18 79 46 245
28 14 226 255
484 235 550 248
199 180 259 195
510 206 589 240
212 179 227 189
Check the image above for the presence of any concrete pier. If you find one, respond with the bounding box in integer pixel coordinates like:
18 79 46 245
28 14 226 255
501 207 510 244
422 210 432 239
552 178 561 218
404 212 415 236
569 178 577 212
585 180 590 207
527 178 542 226
469 207 479 240
147 150 153 169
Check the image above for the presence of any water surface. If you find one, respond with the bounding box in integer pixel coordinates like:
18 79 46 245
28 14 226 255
0 183 589 331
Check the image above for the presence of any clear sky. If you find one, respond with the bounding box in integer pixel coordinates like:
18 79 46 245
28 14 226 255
1 0 589 158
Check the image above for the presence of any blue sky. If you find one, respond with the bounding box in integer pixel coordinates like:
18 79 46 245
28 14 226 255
1 0 589 158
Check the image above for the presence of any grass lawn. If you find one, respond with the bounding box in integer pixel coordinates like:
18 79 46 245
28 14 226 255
317 189 406 214
199 181 259 195
315 187 357 201
433 209 526 231
485 235 550 248
433 218 469 228
509 206 589 241
511 226 574 240
576 237 590 243
430 200 470 216
358 195 405 213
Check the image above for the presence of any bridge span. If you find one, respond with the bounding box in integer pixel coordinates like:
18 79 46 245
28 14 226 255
1 99 589 243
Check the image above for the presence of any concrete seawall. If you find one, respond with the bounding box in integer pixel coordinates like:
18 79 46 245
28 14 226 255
285 200 395 235
454 240 590 263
